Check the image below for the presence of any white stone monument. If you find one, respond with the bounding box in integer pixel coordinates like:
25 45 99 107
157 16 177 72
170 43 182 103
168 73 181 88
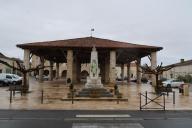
85 47 103 88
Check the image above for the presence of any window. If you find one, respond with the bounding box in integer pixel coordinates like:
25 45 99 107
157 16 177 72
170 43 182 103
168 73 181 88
6 68 11 73
170 74 173 78
6 75 12 79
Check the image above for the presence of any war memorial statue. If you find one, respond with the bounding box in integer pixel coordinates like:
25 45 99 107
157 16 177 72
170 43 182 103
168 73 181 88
85 47 103 88
77 46 113 97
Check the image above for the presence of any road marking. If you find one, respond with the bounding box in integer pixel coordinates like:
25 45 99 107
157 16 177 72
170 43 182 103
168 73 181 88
64 117 143 121
72 123 144 128
0 118 61 120
76 114 131 118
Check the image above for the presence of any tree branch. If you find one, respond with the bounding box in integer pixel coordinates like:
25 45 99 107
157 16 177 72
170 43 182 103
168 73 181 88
0 60 21 71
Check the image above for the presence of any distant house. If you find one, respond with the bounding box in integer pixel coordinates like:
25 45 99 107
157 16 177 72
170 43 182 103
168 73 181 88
0 52 23 75
163 59 192 79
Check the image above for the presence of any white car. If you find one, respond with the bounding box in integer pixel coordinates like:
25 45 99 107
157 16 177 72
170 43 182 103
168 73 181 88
12 74 23 81
162 79 184 88
0 73 22 86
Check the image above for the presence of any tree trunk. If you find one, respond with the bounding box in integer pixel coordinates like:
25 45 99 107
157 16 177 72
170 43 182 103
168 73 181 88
22 72 29 93
155 74 159 93
156 74 159 87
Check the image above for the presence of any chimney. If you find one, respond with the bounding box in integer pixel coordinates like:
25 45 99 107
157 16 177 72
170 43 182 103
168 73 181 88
180 59 184 63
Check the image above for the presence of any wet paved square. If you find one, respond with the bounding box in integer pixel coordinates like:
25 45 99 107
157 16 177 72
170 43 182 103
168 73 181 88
0 77 191 110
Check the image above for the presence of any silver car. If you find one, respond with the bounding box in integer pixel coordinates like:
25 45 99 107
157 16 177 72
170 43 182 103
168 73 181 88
0 73 22 86
162 79 184 87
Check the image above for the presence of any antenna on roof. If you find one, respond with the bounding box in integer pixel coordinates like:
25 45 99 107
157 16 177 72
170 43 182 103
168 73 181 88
90 28 94 37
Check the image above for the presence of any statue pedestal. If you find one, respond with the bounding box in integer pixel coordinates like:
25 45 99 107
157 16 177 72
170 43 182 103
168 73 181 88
85 77 103 88
76 46 113 97
77 88 113 97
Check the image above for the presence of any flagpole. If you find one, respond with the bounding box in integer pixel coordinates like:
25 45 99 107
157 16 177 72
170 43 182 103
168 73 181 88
91 28 94 37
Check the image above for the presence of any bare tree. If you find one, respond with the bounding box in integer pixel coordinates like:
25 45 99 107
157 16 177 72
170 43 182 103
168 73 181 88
140 62 174 93
0 59 50 93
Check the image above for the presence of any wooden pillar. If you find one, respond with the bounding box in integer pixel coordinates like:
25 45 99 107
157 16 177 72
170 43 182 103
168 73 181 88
23 49 30 88
39 57 44 83
151 52 157 86
56 63 59 79
127 63 130 83
67 50 73 83
72 57 77 83
136 58 141 84
105 55 109 83
121 64 124 81
100 60 105 83
76 60 81 83
109 50 116 84
49 61 53 81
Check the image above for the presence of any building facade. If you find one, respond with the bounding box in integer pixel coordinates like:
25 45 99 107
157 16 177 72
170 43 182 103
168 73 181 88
163 59 192 79
0 52 22 75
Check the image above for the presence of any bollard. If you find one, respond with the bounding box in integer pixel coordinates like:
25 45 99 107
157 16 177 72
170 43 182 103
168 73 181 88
117 94 119 104
115 90 119 104
145 91 147 105
139 93 141 110
173 91 175 104
10 90 12 104
71 89 74 104
13 90 15 96
163 93 165 111
41 90 44 104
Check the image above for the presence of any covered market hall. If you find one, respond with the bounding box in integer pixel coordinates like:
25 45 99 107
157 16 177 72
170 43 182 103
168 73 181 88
17 37 163 88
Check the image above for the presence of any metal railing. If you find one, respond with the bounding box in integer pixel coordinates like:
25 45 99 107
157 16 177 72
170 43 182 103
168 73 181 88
139 91 166 110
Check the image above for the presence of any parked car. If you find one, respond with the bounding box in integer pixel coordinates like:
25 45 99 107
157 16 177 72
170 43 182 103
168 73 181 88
12 74 23 80
0 73 22 86
35 75 49 81
162 79 184 88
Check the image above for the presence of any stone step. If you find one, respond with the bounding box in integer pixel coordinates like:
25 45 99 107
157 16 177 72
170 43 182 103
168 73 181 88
77 94 113 97
78 90 110 94
77 88 113 97
81 88 107 91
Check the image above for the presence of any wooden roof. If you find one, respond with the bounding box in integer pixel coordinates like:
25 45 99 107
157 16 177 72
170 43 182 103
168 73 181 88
17 37 162 50
16 37 163 63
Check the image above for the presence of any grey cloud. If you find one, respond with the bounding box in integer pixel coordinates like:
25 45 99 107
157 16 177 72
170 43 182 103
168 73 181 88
0 0 191 65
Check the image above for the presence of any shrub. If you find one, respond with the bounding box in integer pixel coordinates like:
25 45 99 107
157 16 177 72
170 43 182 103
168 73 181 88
177 75 192 83
160 77 167 81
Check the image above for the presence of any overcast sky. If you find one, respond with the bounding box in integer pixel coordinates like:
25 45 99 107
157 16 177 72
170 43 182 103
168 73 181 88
0 0 191 65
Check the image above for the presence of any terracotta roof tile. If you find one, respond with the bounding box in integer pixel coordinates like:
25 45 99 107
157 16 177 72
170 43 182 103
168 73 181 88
17 37 163 51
